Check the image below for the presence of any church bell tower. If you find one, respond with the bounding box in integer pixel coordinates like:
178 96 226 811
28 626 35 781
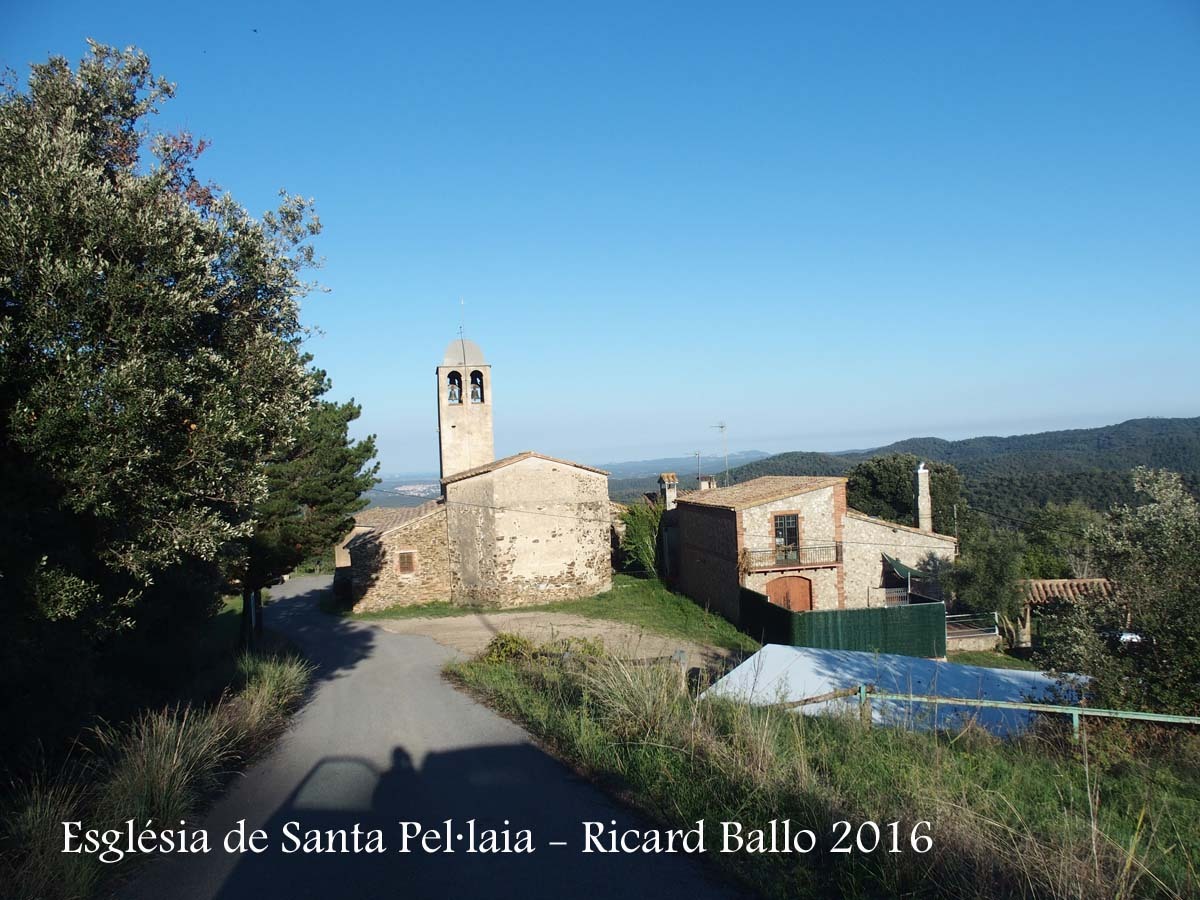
437 338 495 480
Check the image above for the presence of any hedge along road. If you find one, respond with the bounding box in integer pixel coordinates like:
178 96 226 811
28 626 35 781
121 575 742 900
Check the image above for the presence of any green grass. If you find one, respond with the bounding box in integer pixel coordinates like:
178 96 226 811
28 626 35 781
329 574 760 652
948 649 1041 671
449 637 1200 900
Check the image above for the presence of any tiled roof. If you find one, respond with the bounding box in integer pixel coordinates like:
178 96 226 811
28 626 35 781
346 499 444 548
441 451 609 485
1022 578 1113 606
675 475 845 511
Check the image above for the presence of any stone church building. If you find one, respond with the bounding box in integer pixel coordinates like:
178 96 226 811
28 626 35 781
340 340 612 612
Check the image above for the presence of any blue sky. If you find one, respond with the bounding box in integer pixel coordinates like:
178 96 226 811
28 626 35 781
5 2 1199 474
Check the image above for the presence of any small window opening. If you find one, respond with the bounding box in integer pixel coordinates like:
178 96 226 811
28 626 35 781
396 551 416 574
469 370 485 403
446 371 462 404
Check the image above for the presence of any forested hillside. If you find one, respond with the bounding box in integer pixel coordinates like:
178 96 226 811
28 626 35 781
611 417 1200 517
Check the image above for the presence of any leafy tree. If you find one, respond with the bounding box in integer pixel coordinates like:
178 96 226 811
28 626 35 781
0 43 319 762
1020 501 1101 579
232 389 379 644
846 454 965 535
1037 469 1200 715
943 520 1027 644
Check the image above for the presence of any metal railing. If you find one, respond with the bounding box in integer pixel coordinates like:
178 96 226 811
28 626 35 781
773 683 1200 742
884 587 909 606
946 612 999 639
743 543 842 571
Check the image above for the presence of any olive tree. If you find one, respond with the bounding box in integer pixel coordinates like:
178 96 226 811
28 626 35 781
1037 469 1200 715
0 42 320 760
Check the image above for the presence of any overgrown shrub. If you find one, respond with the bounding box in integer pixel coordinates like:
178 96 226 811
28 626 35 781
221 653 312 756
481 632 536 663
618 501 664 577
583 658 683 742
92 705 235 826
1 770 100 900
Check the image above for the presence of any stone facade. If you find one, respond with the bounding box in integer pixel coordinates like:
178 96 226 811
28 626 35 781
347 504 451 612
674 474 957 623
841 512 956 609
445 454 611 607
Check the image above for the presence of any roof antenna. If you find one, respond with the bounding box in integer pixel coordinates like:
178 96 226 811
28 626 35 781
458 296 467 365
712 422 729 486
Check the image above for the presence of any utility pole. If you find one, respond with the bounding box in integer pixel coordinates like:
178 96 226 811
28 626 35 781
712 422 728 486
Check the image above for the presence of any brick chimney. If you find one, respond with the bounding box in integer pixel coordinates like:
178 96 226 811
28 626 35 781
658 472 678 510
698 474 717 492
914 462 932 532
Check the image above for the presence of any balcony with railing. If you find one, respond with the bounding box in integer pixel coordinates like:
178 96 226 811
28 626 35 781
742 543 843 572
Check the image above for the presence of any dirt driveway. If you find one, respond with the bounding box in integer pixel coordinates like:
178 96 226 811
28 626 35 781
376 611 737 671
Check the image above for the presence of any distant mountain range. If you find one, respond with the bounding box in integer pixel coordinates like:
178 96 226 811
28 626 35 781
599 449 770 480
609 417 1200 519
366 418 1200 516
367 451 773 508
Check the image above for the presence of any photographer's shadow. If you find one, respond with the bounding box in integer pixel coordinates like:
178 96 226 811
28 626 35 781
210 742 732 899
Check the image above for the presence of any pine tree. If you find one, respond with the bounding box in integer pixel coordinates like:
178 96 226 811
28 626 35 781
234 384 379 644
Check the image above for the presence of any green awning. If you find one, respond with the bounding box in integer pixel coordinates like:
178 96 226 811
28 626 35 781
883 553 922 580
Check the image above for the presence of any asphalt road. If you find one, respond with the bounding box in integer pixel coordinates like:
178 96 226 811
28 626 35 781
121 575 743 899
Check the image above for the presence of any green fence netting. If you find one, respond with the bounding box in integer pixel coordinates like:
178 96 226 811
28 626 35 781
739 588 946 658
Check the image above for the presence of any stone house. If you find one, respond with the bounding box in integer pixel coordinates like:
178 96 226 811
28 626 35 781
340 501 451 612
341 340 612 612
672 465 957 623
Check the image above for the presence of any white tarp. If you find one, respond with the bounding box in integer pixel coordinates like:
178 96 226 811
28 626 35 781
703 645 1068 737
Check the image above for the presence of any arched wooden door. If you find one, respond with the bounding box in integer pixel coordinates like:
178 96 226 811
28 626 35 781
766 575 812 612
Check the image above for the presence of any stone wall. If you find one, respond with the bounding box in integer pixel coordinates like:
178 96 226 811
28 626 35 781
349 507 452 612
947 632 1001 653
841 512 956 609
445 456 611 607
675 502 742 622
